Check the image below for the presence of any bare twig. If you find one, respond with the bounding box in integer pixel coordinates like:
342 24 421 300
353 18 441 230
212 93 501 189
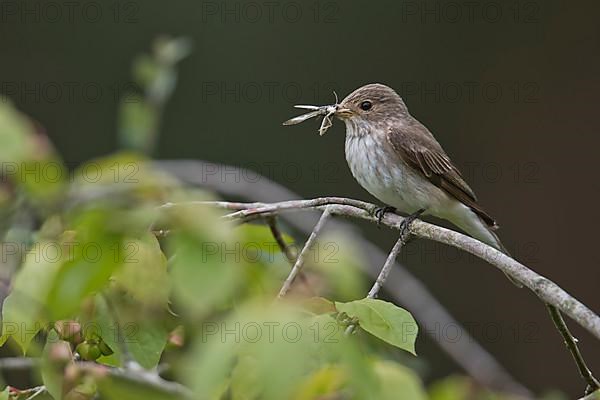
267 216 296 264
0 356 40 370
267 217 314 295
24 386 46 400
0 358 191 399
547 304 600 394
345 230 412 335
277 207 332 298
78 361 192 399
367 234 410 299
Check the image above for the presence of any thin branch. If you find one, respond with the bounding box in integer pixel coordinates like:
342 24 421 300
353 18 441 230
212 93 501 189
5 385 47 400
267 217 314 295
547 304 600 394
0 358 191 399
0 356 40 370
346 230 412 335
158 197 373 223
367 233 410 299
24 386 46 400
77 361 192 399
267 216 297 264
277 207 332 298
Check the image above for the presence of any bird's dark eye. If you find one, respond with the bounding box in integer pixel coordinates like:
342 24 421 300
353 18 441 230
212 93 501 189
360 101 372 111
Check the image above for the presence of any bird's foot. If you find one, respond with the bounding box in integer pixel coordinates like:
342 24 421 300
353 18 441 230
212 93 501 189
373 206 396 227
398 209 426 239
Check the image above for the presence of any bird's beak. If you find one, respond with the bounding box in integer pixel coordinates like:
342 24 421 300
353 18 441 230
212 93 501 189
334 106 353 119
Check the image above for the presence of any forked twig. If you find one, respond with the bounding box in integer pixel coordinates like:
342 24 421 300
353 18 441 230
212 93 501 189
267 216 314 295
277 207 332 298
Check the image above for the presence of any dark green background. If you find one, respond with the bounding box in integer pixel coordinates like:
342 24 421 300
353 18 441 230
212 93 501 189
1 0 599 396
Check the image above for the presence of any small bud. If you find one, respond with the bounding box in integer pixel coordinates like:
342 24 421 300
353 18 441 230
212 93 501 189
76 342 101 361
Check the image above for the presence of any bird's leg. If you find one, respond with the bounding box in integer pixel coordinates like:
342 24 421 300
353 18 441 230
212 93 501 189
398 208 426 239
374 206 397 226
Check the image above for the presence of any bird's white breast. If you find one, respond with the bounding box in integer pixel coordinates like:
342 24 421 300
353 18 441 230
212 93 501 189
343 125 448 214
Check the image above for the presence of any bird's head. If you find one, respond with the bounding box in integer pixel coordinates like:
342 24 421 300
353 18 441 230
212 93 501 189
334 83 409 126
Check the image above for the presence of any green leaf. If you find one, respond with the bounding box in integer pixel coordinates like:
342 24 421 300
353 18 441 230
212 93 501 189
46 209 124 319
429 376 526 400
0 387 9 400
19 158 67 209
236 224 294 249
0 101 31 163
113 233 170 306
0 102 65 210
118 98 158 154
185 303 314 400
230 355 261 400
374 360 427 400
428 376 470 400
0 242 63 352
93 295 168 369
293 365 345 400
335 299 418 355
312 232 368 301
46 248 119 320
169 230 240 316
126 321 168 369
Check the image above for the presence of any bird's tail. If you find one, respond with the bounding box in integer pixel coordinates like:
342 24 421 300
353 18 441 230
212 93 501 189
452 211 523 288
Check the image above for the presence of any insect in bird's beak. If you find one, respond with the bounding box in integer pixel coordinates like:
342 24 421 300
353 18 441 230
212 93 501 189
282 92 342 136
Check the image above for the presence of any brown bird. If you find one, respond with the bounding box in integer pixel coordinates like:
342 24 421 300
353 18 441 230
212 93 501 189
285 83 515 275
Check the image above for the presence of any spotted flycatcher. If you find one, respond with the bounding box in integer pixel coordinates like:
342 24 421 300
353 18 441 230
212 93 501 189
285 83 512 261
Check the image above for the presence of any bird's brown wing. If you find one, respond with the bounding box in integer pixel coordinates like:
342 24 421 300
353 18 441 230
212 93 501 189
387 122 498 228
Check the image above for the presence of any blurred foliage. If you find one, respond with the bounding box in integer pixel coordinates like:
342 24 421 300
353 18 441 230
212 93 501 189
0 37 556 400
